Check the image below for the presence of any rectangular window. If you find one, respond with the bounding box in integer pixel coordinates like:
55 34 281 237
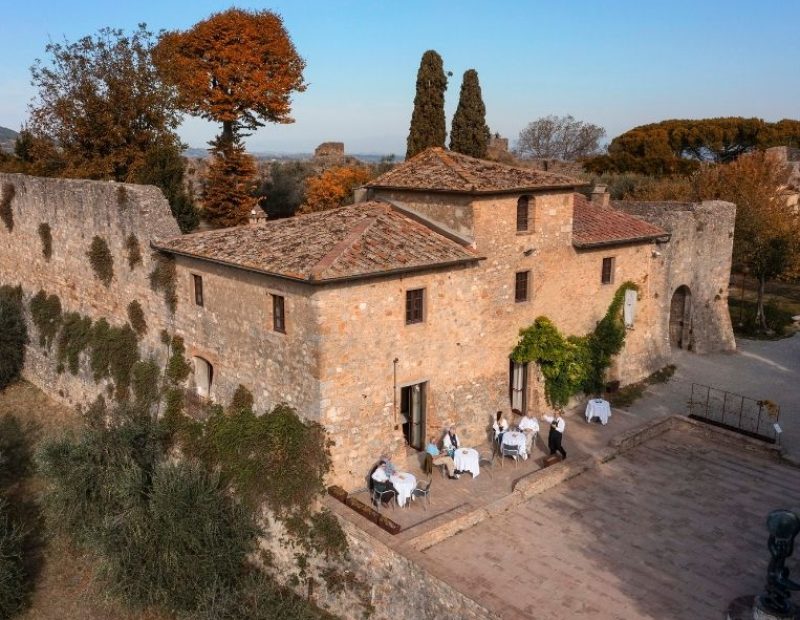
193 274 204 307
515 271 530 302
272 294 286 333
516 197 530 232
405 289 425 324
601 257 615 285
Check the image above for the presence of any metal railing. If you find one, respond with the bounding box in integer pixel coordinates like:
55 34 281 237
687 383 781 443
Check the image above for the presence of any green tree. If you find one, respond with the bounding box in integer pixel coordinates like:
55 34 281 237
406 50 448 159
449 69 490 158
133 143 198 232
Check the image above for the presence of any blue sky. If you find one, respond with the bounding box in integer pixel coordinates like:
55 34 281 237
1 1 799 155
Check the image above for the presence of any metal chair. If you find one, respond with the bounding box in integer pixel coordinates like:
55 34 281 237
500 444 520 468
371 481 396 510
411 478 432 510
478 450 495 479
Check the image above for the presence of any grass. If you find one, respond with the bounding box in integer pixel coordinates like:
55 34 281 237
728 274 800 340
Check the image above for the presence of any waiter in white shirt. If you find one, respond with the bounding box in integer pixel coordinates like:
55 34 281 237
542 412 566 460
518 413 539 453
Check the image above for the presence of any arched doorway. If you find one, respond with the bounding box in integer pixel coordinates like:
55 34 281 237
669 286 692 349
193 356 213 398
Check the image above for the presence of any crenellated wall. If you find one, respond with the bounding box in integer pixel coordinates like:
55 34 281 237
0 173 180 408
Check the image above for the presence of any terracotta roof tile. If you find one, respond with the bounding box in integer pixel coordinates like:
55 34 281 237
572 194 668 248
154 202 481 282
366 147 581 194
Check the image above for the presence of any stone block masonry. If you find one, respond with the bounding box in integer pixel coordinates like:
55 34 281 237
0 173 180 408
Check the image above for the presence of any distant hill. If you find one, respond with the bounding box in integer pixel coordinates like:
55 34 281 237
183 147 397 163
0 126 18 153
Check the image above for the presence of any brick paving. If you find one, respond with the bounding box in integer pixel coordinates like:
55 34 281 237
415 427 800 620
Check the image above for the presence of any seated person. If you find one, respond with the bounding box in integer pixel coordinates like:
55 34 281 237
425 436 459 479
442 426 460 455
371 461 390 484
518 412 540 453
492 410 509 444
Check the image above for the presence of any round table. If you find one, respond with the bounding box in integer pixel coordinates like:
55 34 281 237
501 430 527 458
453 447 480 478
585 398 612 425
390 472 417 507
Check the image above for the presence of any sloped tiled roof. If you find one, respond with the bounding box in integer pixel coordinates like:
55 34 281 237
572 194 668 248
154 202 481 283
365 147 581 194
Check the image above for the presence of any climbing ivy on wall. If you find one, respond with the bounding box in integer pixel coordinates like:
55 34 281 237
38 223 52 260
30 290 62 349
148 254 177 313
87 236 114 287
56 312 92 375
511 281 640 407
127 300 147 335
124 234 142 270
0 183 15 232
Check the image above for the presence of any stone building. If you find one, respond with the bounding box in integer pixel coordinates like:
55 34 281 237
0 148 736 490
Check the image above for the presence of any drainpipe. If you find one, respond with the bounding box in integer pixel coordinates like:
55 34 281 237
393 358 399 429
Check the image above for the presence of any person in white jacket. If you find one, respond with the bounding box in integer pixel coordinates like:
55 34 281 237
542 412 566 459
518 412 539 453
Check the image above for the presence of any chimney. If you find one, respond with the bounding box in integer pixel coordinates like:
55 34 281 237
249 208 268 226
591 184 610 207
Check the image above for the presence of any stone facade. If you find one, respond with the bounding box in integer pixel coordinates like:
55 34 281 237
0 168 736 492
0 173 180 408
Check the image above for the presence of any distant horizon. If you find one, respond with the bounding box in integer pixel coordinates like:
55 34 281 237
1 1 799 154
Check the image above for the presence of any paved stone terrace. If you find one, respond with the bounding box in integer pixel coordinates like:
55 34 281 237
415 426 800 620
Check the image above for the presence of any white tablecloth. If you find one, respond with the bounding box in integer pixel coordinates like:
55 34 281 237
500 430 527 458
453 447 480 478
585 399 611 425
390 472 417 507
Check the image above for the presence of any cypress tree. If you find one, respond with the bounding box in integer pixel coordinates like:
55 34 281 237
406 50 448 159
202 132 258 228
449 69 490 158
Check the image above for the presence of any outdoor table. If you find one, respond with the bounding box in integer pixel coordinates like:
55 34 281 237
501 430 527 459
453 447 480 478
390 472 417 507
585 398 612 425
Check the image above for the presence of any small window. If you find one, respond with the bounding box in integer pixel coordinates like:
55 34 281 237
516 196 530 232
601 257 615 285
193 356 213 398
405 289 424 324
515 271 530 302
272 294 286 333
193 274 204 307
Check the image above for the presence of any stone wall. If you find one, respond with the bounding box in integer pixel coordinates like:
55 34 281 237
0 173 180 408
616 200 736 354
171 255 322 414
364 188 475 239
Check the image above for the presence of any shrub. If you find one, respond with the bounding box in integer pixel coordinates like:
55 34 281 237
29 290 61 349
124 234 142 270
126 300 147 335
37 223 52 260
0 183 14 232
0 286 27 389
56 312 92 375
0 414 34 489
87 236 114 286
228 385 254 413
149 254 177 313
0 498 26 619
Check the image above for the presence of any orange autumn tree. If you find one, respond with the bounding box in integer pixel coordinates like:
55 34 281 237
154 9 306 226
300 165 373 214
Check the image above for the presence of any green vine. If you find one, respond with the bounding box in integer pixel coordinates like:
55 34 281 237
38 223 52 260
56 312 92 375
149 254 177 313
30 290 62 349
88 319 140 401
127 300 147 335
512 281 640 407
0 182 15 232
131 359 161 410
87 236 114 287
124 234 142 270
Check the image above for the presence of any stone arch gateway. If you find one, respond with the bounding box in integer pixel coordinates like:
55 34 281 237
669 285 693 349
